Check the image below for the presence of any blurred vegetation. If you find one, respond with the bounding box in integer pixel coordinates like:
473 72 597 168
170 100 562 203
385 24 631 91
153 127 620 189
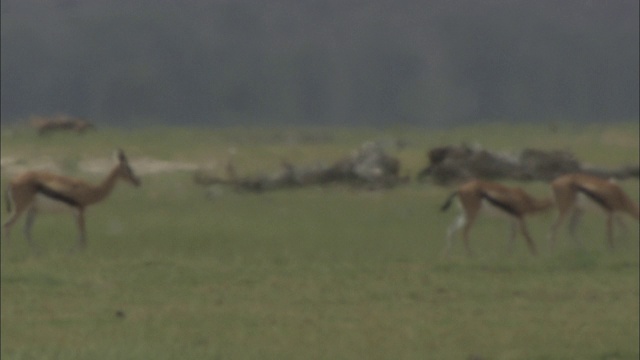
1 0 638 127
1 124 638 359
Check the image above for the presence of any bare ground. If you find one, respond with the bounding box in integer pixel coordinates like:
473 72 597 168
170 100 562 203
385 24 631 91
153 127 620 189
1 156 199 177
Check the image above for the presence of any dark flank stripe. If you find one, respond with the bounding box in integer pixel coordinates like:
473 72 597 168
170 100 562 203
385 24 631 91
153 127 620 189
573 184 611 211
480 191 520 217
35 184 81 208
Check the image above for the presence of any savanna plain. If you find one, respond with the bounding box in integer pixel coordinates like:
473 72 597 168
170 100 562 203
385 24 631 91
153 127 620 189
1 123 639 360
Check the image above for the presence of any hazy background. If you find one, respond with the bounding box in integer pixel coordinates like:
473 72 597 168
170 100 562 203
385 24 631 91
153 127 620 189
1 0 638 127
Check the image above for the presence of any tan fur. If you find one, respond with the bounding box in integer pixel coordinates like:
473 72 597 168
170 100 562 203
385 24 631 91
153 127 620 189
3 150 141 252
442 180 553 256
549 173 639 249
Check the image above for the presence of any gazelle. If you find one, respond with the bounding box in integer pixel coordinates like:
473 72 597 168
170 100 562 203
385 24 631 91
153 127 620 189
440 180 553 256
548 173 639 249
31 115 94 136
3 149 141 252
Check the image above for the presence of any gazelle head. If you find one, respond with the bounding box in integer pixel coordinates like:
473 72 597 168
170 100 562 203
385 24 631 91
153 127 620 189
115 149 141 187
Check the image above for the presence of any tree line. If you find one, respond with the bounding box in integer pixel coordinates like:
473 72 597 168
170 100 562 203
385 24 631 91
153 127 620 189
1 0 638 127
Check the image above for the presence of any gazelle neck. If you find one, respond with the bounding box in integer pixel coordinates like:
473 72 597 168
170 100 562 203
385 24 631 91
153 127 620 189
84 165 122 205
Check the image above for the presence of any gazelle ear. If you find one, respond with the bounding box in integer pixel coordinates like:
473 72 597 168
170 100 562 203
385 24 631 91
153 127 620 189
113 149 128 163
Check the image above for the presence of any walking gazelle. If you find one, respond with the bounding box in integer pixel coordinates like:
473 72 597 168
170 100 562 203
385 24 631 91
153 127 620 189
440 179 553 256
3 149 141 252
548 173 639 250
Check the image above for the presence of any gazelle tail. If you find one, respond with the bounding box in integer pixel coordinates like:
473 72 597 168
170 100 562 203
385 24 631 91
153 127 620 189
440 191 458 212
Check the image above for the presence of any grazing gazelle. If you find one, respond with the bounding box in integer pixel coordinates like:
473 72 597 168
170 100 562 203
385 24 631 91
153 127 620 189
31 115 94 136
548 173 639 249
440 180 553 256
3 149 141 252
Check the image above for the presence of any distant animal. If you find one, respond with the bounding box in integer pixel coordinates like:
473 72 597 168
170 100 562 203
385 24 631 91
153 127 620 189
440 179 553 256
548 173 639 249
3 149 141 252
30 115 94 136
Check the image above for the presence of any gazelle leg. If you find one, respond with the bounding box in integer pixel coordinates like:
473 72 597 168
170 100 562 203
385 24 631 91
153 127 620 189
23 207 38 252
605 213 614 250
3 188 35 245
3 207 27 244
549 206 572 250
506 219 518 255
442 214 465 256
518 219 537 256
73 208 87 252
568 208 584 247
548 186 578 250
461 212 478 256
614 215 628 244
2 213 19 243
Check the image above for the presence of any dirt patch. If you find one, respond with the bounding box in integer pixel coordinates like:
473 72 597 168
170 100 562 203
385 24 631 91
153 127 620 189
1 156 199 177
80 157 199 175
1 156 61 175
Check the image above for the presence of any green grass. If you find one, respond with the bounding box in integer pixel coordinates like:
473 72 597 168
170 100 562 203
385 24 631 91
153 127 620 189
1 123 639 359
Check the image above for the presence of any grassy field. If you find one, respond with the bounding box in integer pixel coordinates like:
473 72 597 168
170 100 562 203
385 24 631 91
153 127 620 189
1 122 639 359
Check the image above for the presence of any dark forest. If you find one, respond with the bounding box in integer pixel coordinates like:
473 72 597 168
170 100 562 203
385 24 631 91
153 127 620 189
1 0 638 127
